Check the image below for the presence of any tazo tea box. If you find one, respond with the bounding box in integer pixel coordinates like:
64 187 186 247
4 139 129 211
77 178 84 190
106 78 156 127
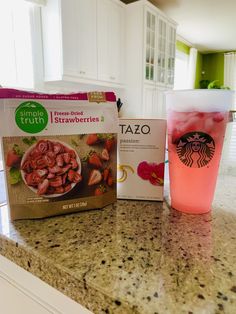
117 119 166 200
0 89 118 220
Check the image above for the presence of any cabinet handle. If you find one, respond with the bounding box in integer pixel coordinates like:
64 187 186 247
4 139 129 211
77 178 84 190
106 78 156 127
110 76 116 80
80 71 86 75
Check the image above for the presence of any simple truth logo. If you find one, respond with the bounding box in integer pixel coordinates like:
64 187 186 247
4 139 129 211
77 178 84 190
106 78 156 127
15 101 48 134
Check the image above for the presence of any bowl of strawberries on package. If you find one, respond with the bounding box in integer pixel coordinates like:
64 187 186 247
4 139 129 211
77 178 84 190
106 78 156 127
21 139 82 197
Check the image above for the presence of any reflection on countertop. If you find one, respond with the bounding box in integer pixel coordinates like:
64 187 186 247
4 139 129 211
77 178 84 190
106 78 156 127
0 176 236 314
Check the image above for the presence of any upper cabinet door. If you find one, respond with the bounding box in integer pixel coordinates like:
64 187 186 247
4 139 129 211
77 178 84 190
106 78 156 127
143 9 175 87
76 0 97 79
166 24 176 86
61 0 97 80
42 0 125 85
97 0 124 84
157 16 167 85
144 8 157 84
60 0 77 77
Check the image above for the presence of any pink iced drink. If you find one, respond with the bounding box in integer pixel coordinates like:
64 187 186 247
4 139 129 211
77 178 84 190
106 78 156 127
168 110 228 214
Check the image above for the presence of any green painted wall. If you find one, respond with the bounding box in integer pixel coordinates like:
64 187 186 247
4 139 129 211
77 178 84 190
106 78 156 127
176 40 190 55
195 52 203 89
201 53 224 86
175 41 225 89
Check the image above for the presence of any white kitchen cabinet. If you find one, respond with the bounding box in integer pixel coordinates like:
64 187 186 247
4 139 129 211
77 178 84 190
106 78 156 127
0 254 93 314
142 85 158 116
61 0 97 80
42 0 97 82
144 8 157 84
145 3 176 88
41 0 125 87
156 16 168 86
0 277 51 314
166 24 176 87
0 1 34 89
143 85 168 117
124 0 177 118
97 0 125 85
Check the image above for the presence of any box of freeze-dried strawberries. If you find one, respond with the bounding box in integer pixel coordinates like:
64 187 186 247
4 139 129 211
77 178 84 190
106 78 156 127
0 89 118 220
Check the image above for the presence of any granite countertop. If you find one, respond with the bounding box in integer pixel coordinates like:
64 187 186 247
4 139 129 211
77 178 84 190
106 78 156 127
0 175 236 314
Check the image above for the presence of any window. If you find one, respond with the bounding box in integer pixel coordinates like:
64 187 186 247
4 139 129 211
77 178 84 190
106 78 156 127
222 53 236 175
0 0 34 89
174 50 189 90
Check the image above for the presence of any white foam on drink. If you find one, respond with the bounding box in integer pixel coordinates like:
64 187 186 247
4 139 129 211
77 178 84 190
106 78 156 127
165 90 234 112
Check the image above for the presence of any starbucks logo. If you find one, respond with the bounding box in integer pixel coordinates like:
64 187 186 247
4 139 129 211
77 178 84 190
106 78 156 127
176 132 215 168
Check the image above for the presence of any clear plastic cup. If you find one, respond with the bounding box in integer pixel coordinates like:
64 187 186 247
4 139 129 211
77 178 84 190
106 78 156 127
165 89 234 214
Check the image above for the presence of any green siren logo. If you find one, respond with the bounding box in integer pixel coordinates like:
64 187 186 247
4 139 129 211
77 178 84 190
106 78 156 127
15 101 48 133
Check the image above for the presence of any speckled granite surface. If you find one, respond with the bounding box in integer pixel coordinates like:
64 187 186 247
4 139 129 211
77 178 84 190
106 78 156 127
0 175 236 314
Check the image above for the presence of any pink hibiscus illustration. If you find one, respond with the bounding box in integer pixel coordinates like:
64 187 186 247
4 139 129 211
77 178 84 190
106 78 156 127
137 161 164 186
